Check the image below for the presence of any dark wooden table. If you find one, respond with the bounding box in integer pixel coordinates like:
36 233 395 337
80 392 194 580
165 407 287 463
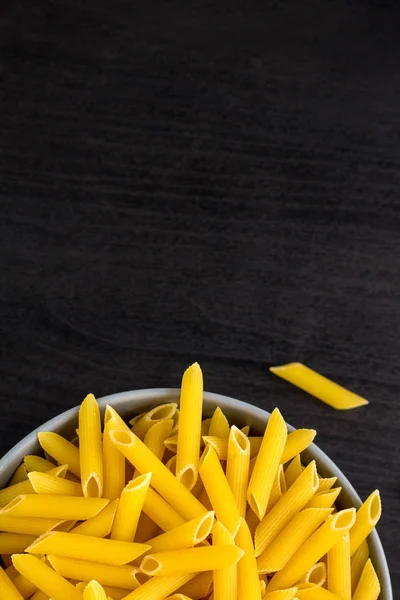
1 0 399 591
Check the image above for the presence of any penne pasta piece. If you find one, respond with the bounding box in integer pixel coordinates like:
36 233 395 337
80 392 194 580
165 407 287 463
109 429 205 521
0 514 72 536
9 465 28 486
208 407 230 437
241 425 250 435
0 533 37 554
177 572 213 599
201 417 211 437
255 461 319 557
143 488 185 532
236 517 262 600
176 363 203 490
140 545 244 577
71 499 119 537
0 464 67 508
12 554 82 600
199 445 241 535
148 511 214 553
281 429 316 464
317 477 337 492
79 393 103 498
111 473 151 541
226 426 250 517
164 435 178 454
212 521 237 600
295 583 342 599
165 455 177 475
104 405 131 432
171 409 180 434
12 571 38 598
284 455 303 489
24 456 55 473
83 580 108 600
120 573 195 600
300 562 326 586
48 555 143 590
0 565 24 600
28 471 82 496
129 413 145 428
257 508 333 573
305 488 341 509
245 507 260 538
352 558 380 600
202 437 262 461
327 532 350 600
144 419 174 462
76 582 131 600
135 513 160 543
351 539 369 593
259 578 267 597
103 418 126 501
248 408 287 520
131 404 178 440
165 595 192 600
270 363 369 410
26 531 150 565
29 591 50 600
266 508 356 591
0 495 108 520
38 432 81 477
266 464 287 512
264 588 298 600
349 490 381 556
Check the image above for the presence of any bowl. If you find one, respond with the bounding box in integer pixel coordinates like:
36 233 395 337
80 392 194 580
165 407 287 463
0 388 393 599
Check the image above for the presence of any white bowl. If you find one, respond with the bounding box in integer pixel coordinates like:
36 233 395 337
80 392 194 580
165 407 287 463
0 388 392 599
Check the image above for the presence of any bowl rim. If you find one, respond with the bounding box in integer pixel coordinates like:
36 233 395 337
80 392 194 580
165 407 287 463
0 387 393 600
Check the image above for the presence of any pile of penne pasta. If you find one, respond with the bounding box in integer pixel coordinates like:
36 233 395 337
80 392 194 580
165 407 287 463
0 363 382 600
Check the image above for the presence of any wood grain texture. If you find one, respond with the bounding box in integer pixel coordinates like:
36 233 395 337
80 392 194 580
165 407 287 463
0 0 399 589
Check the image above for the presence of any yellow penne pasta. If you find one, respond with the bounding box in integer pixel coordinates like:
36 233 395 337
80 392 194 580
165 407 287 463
208 407 230 437
349 490 381 556
305 487 341 509
300 562 326 586
9 465 28 486
171 409 180 434
177 572 213 599
0 514 72 536
351 539 369 592
270 363 369 410
212 521 237 600
135 513 160 543
165 455 177 475
281 429 316 464
0 533 37 554
104 405 131 432
12 554 82 600
0 495 108 520
295 583 342 599
144 419 174 462
266 508 356 591
284 455 303 488
255 461 319 557
95 586 130 600
111 473 151 541
109 429 205 521
327 532 350 600
259 578 267 597
71 499 119 537
83 580 108 600
12 571 38 598
140 545 244 577
199 445 241 535
120 573 195 600
236 517 262 600
131 404 178 440
79 393 103 498
352 558 380 600
176 363 203 490
103 418 126 502
248 408 287 520
0 565 24 600
245 507 260 538
202 436 261 461
148 511 214 553
164 435 179 453
0 464 67 508
48 555 142 590
38 432 81 477
201 417 211 437
257 507 332 573
28 471 82 496
264 588 298 600
142 488 185 531
165 595 192 600
26 531 150 565
226 426 250 517
266 464 287 512
317 477 337 492
30 591 50 600
24 456 55 473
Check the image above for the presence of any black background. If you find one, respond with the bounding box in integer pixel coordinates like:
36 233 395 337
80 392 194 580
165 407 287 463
0 0 399 591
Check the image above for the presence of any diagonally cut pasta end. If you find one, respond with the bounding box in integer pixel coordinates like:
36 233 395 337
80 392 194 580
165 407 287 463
0 495 24 514
194 511 215 544
230 425 250 454
176 465 198 491
140 555 163 576
330 507 356 531
247 491 263 521
83 473 103 498
25 530 54 553
367 490 382 526
126 472 152 492
110 429 134 446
